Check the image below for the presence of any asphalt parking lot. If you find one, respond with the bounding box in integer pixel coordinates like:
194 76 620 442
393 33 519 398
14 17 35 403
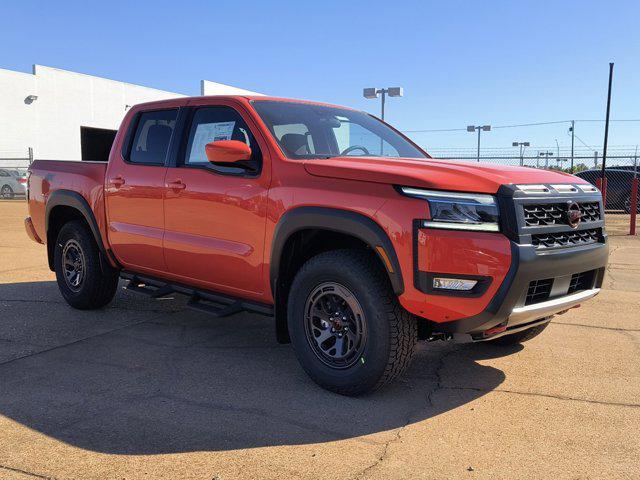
0 200 638 480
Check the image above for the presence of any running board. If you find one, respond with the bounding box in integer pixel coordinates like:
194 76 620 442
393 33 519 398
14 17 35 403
122 272 273 318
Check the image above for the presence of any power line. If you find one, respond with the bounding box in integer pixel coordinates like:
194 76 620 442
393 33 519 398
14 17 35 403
403 118 640 134
573 133 596 152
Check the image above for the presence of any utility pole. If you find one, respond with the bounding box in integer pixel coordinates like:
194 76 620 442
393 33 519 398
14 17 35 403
600 62 614 206
570 121 575 173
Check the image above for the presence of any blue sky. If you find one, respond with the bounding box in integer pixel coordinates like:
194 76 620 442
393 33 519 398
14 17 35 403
2 0 639 156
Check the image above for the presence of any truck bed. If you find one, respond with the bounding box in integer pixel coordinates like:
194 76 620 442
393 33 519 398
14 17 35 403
28 160 108 247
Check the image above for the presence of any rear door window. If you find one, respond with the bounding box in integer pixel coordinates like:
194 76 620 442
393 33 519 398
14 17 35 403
128 109 178 165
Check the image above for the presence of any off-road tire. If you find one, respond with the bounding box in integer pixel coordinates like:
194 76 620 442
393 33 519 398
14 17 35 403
288 249 417 396
487 321 549 346
54 220 119 309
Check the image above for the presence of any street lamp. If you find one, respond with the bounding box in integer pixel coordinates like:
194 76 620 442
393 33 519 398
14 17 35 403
363 87 403 121
512 141 530 166
538 151 554 169
467 125 491 162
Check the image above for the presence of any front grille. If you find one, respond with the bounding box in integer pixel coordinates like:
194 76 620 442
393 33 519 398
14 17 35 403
523 204 563 226
532 228 600 249
523 202 601 227
525 278 553 305
578 202 601 222
568 270 595 294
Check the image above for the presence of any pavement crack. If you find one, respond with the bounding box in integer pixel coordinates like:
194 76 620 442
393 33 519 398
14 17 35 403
0 320 149 368
443 386 640 408
0 464 55 479
353 347 459 480
427 347 458 407
0 298 181 314
551 321 640 332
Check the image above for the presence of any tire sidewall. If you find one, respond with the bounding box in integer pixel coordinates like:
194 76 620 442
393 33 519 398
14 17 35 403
288 256 392 393
54 222 100 306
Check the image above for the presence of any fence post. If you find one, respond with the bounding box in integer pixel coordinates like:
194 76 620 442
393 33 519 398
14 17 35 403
596 177 608 207
631 177 638 236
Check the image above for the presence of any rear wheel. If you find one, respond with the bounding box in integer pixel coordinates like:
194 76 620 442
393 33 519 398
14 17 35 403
487 321 549 346
1 185 14 199
288 250 417 396
54 220 119 309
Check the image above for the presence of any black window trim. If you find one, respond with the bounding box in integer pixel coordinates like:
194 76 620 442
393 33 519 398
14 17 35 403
121 107 180 167
175 105 263 178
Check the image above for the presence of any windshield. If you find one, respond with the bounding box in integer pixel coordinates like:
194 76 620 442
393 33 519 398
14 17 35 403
252 101 427 160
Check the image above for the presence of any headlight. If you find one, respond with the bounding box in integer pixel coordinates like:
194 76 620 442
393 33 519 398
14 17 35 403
400 187 500 232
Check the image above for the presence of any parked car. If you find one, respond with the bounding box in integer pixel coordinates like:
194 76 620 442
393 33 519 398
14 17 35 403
575 168 639 213
25 96 609 395
0 168 27 199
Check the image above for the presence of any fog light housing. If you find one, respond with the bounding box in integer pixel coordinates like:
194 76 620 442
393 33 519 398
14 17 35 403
433 277 478 291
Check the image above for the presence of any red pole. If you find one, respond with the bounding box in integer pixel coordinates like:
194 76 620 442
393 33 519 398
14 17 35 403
631 178 638 236
596 177 608 206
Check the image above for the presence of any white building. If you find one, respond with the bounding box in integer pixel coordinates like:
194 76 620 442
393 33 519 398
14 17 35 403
0 65 262 167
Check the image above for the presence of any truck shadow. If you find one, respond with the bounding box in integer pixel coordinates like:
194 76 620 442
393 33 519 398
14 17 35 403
0 281 517 454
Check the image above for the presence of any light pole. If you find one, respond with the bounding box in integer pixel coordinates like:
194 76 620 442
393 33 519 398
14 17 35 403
364 87 403 155
555 157 568 170
363 87 403 122
467 125 491 162
512 141 530 166
538 151 554 169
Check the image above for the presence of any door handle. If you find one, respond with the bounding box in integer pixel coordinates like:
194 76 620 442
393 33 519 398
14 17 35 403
166 180 186 190
110 175 125 188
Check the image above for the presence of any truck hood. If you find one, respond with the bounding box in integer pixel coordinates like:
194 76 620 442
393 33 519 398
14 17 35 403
303 156 586 194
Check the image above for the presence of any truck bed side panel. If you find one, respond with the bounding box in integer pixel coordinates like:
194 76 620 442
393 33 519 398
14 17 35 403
28 160 108 249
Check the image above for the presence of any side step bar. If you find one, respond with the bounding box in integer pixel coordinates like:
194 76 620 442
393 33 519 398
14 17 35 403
121 272 274 319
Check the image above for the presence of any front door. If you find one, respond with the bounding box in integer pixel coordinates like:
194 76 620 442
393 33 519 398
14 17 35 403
163 102 270 297
105 107 178 273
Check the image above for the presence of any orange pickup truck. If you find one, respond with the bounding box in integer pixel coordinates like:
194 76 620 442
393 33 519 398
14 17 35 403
25 96 609 395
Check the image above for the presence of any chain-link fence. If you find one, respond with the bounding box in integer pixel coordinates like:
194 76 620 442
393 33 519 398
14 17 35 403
0 148 32 200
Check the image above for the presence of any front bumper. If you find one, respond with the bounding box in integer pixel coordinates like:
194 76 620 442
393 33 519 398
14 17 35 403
432 239 609 338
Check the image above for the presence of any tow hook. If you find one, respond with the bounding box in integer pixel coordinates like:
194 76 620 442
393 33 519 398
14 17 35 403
556 304 581 315
426 332 453 342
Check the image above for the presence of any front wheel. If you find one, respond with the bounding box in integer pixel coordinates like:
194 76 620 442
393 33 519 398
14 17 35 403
287 250 417 396
54 220 119 309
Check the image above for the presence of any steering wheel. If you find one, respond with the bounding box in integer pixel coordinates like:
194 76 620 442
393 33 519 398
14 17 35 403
340 145 370 156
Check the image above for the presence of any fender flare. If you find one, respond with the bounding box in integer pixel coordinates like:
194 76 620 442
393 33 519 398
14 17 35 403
270 206 404 295
45 190 111 269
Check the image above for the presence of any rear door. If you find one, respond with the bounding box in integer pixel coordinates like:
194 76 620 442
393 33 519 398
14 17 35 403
105 107 179 273
162 99 271 297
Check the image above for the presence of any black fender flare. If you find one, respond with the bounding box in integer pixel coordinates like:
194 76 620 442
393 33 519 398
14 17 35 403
45 190 111 270
270 206 404 296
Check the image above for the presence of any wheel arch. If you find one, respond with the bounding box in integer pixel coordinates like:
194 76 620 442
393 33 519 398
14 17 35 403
45 190 112 272
270 207 404 343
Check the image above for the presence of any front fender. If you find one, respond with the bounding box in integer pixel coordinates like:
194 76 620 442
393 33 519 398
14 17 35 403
270 206 404 295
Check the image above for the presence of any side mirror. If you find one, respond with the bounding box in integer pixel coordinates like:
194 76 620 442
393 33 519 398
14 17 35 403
205 140 252 165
